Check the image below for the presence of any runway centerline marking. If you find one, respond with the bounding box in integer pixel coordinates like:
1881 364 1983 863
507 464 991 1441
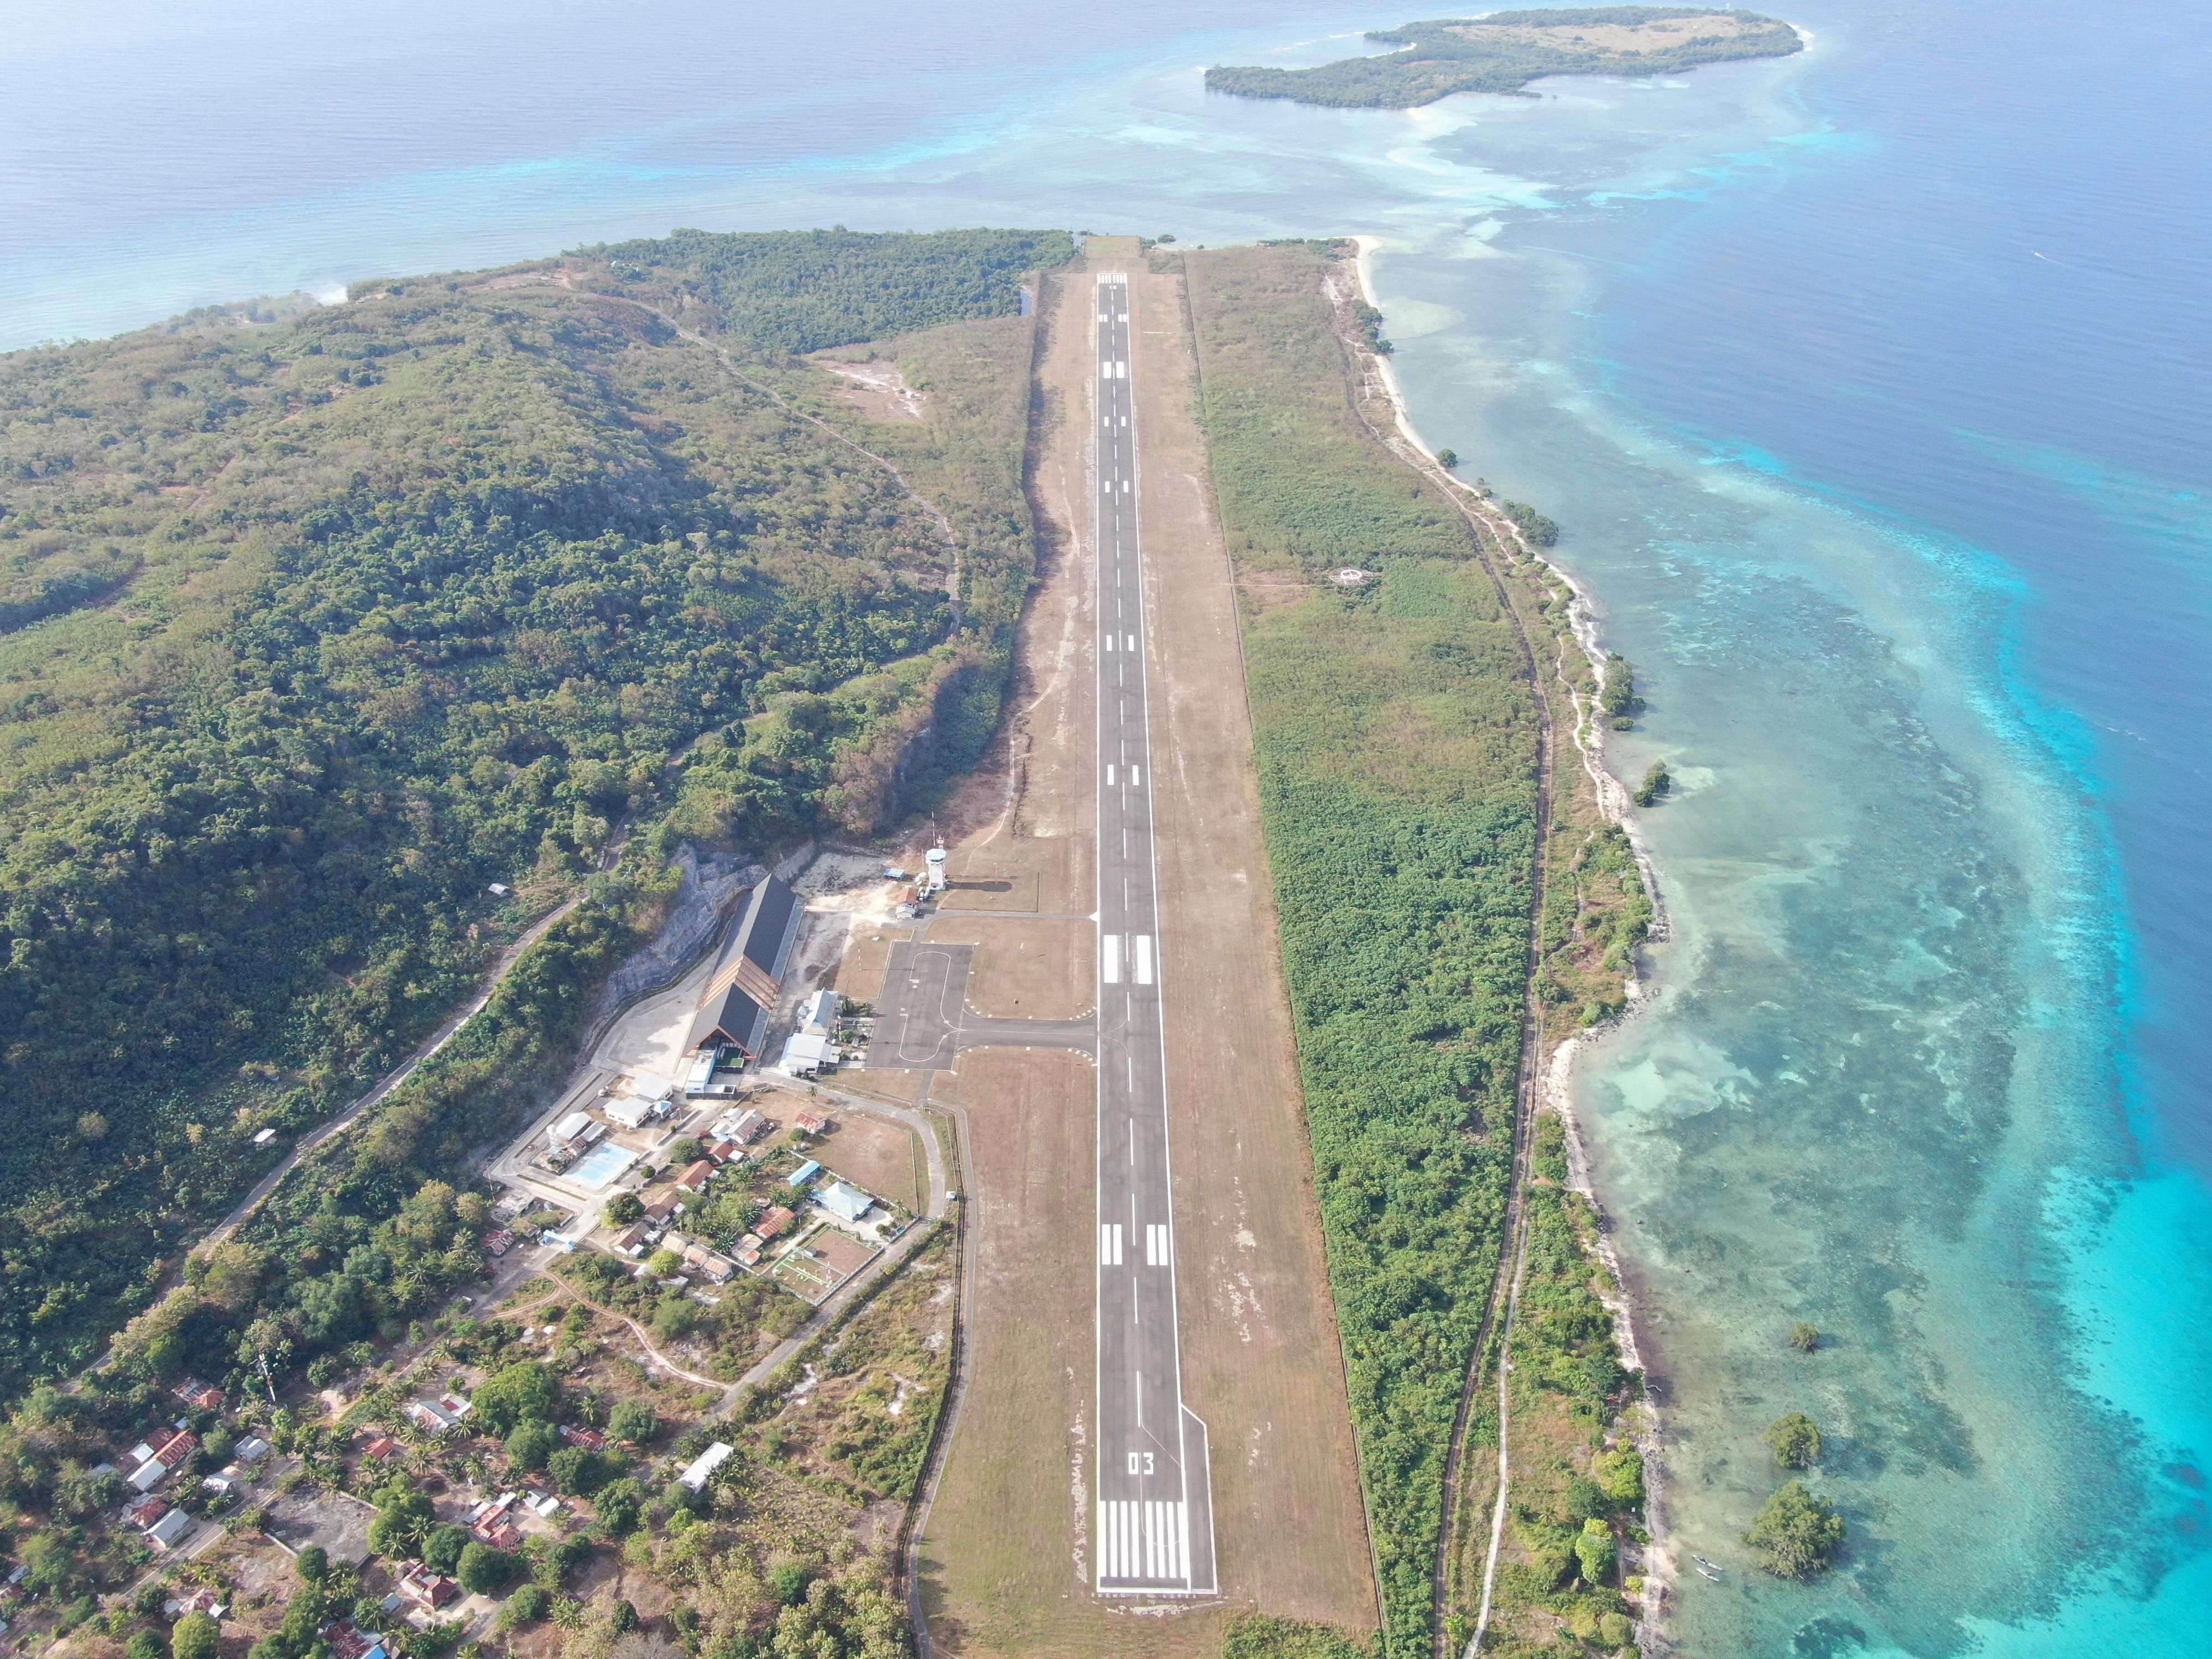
1089 268 1215 1596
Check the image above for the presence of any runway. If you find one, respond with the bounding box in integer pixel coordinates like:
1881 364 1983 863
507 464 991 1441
1091 270 1217 1597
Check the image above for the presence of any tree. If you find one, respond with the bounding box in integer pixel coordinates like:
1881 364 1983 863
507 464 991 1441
606 1399 657 1445
1788 1321 1820 1353
1573 1517 1616 1585
1744 1481 1845 1578
471 1361 559 1436
368 1476 436 1557
172 1613 222 1659
603 1193 643 1226
769 1563 812 1607
1633 760 1671 807
128 1632 166 1659
650 1294 697 1343
1765 1412 1823 1469
456 1541 517 1596
497 1584 550 1630
593 1478 645 1535
1600 654 1639 728
1592 1446 1644 1504
505 1417 555 1472
424 1523 471 1575
664 1139 707 1167
646 1249 684 1280
295 1543 328 1583
548 1445 617 1497
1436 448 1458 469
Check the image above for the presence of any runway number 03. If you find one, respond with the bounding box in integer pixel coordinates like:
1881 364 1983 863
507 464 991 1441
1126 1452 1155 1475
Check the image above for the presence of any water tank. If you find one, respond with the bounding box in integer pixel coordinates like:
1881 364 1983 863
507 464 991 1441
925 846 948 893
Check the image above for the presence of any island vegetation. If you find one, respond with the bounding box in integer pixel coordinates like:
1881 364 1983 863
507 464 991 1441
1207 8 1804 109
1764 1411 1822 1469
1181 239 1655 1657
1185 242 1538 1652
1744 1480 1846 1578
0 226 1065 1399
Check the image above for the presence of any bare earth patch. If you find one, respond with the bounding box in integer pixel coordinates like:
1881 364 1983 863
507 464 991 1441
813 356 930 421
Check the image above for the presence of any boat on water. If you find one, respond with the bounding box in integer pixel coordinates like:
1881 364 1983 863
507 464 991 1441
1692 1555 1724 1579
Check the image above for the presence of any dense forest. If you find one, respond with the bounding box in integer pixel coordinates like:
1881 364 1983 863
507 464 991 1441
0 226 1067 1400
1185 242 1542 1655
1206 7 1802 108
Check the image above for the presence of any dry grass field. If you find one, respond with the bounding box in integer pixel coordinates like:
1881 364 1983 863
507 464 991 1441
926 914 1095 1020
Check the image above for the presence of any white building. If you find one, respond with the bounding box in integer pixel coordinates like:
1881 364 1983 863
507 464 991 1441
604 1093 663 1131
817 1180 874 1225
797 988 841 1036
551 1111 601 1147
677 1442 734 1493
778 1032 833 1077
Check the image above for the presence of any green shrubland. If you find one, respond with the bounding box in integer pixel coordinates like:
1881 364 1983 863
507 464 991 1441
1186 242 1540 1656
0 227 1064 1399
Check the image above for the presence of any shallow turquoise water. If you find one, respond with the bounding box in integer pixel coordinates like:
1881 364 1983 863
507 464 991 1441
8 3 2210 1651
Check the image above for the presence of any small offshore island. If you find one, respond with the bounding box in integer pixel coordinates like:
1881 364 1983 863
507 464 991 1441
1206 7 1803 108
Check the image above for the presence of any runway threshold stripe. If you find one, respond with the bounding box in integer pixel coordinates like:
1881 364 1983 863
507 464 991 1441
1103 934 1123 984
1134 935 1154 985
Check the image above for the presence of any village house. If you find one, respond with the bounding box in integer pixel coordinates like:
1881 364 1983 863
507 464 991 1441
816 1180 875 1226
396 1565 459 1609
145 1509 195 1551
755 1204 796 1241
677 1442 733 1493
403 1393 473 1435
325 1619 388 1659
680 1241 735 1284
172 1380 225 1413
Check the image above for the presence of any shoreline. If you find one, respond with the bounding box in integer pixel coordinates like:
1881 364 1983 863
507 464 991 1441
1350 231 1683 1628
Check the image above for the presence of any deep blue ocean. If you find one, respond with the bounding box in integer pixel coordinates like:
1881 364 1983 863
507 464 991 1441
8 2 2208 1651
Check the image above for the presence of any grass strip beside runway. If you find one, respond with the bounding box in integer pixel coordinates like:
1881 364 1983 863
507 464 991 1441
1184 242 1541 1657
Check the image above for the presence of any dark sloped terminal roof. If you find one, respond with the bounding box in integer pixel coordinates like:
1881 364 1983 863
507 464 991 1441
687 875 801 1056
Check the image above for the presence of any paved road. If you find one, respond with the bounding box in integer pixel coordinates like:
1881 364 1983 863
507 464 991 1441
867 941 1097 1067
1091 270 1216 1597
